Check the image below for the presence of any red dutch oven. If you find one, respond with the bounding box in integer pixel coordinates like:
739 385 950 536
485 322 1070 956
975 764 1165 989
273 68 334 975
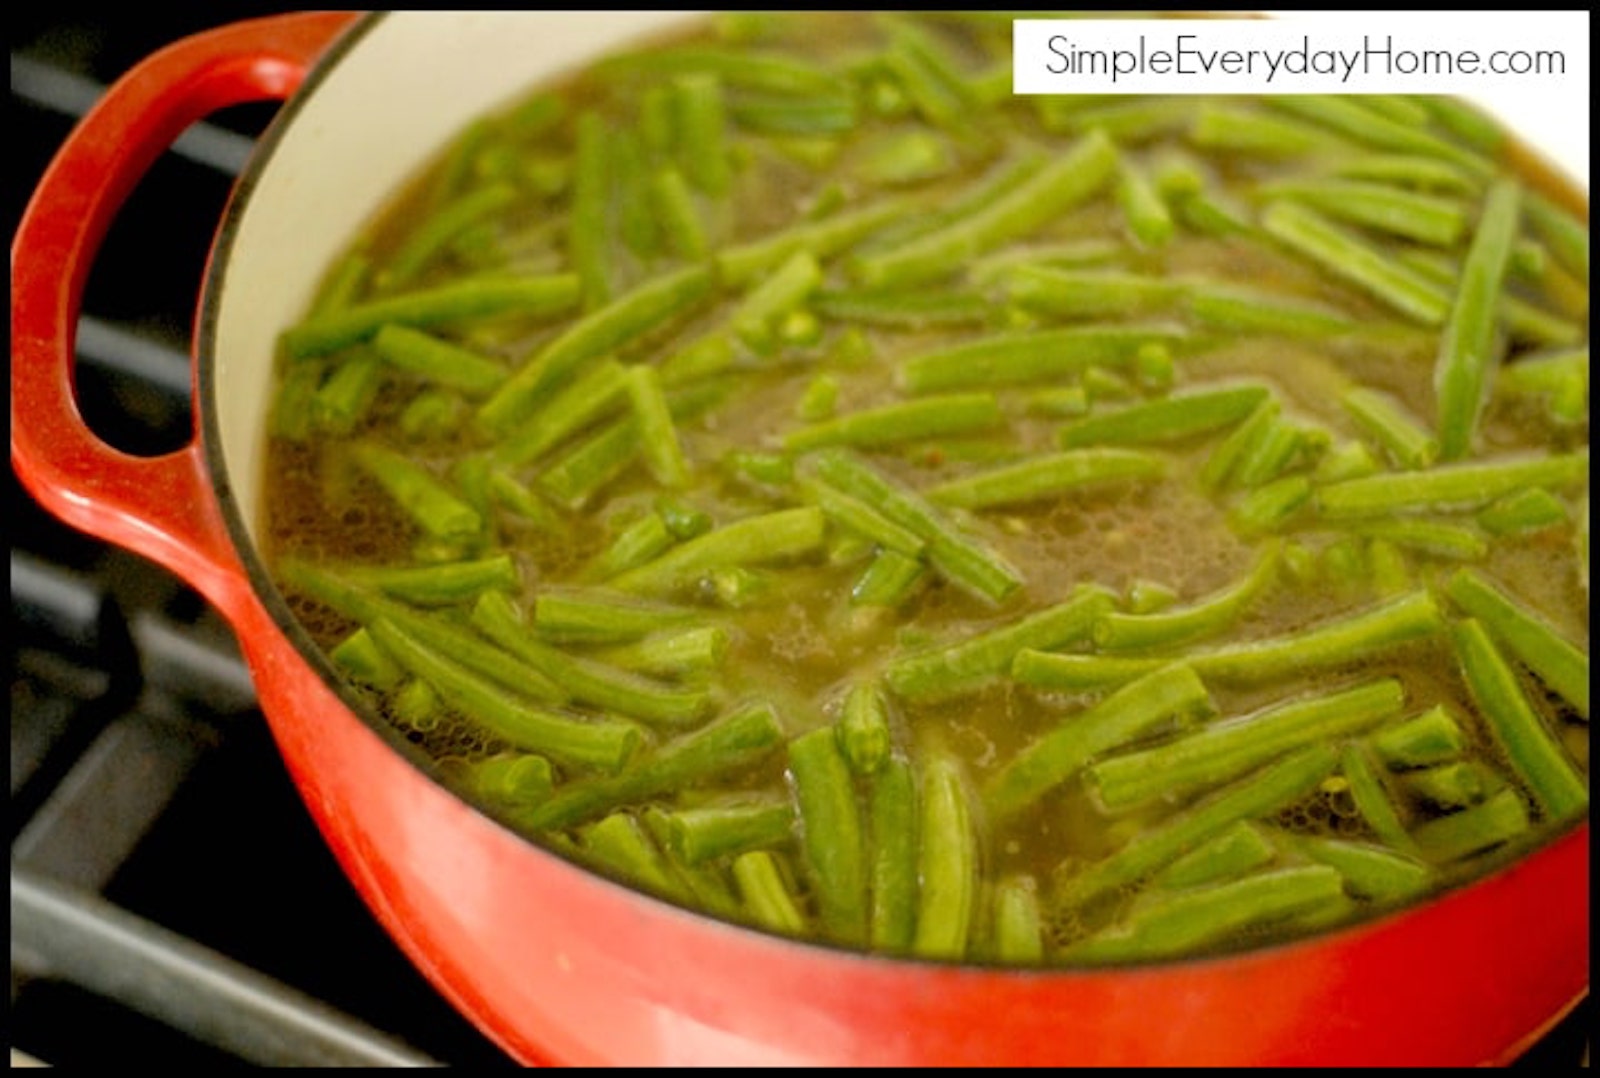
10 11 1590 1067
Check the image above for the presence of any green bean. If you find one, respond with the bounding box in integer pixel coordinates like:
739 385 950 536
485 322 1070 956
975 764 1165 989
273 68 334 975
898 322 1189 394
580 513 675 584
848 128 956 187
581 812 681 897
1434 178 1521 460
887 586 1114 702
1055 744 1341 909
1496 347 1588 425
1371 705 1469 770
1010 650 1162 694
969 238 1124 284
524 702 787 831
810 449 1022 604
1188 590 1443 685
338 554 519 606
1229 475 1314 538
1315 451 1589 518
716 191 927 287
1410 787 1531 863
1064 864 1346 963
1399 761 1496 810
1086 678 1405 811
1126 579 1179 615
370 324 507 396
531 588 699 644
593 625 730 678
378 183 519 290
851 129 1119 288
1229 418 1309 491
926 448 1165 510
1116 158 1176 247
1340 742 1417 855
1058 383 1270 449
1312 439 1382 485
1415 96 1503 154
1400 248 1583 348
472 591 712 727
568 111 613 310
1341 386 1439 470
491 359 629 468
351 443 481 541
1523 189 1588 281
281 274 581 360
880 18 976 130
1151 821 1276 891
1094 541 1281 652
1332 153 1482 195
912 750 977 960
1188 104 1333 156
1284 835 1432 903
396 389 465 441
366 617 640 774
625 365 691 489
311 350 384 434
811 287 989 330
464 751 555 811
658 797 795 865
1262 95 1491 177
731 850 808 936
476 264 714 436
837 681 894 776
1048 98 1196 142
1255 179 1470 247
991 874 1045 963
648 166 710 261
1199 397 1279 491
794 475 924 556
851 549 926 610
330 627 404 690
1448 619 1587 821
867 755 919 952
731 250 822 354
655 496 713 541
1004 267 1184 321
1260 201 1451 325
784 392 1004 452
610 506 826 598
789 726 869 943
987 662 1211 821
1476 488 1568 537
1348 518 1489 562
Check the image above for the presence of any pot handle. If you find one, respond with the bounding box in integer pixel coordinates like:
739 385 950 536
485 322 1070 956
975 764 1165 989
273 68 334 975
10 11 360 619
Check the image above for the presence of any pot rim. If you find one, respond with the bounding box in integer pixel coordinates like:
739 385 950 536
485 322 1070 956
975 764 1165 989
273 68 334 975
193 8 1591 982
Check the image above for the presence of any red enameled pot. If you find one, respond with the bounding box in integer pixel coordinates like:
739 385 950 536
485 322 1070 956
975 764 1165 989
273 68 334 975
10 11 1589 1066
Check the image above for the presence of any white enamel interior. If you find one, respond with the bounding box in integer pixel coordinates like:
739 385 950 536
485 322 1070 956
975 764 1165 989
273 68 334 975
212 11 704 542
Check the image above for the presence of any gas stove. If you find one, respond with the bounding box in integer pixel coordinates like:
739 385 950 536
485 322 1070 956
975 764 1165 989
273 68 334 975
8 7 1589 1068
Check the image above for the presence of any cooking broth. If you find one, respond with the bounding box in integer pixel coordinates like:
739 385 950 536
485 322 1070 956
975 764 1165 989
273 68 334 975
261 12 1589 964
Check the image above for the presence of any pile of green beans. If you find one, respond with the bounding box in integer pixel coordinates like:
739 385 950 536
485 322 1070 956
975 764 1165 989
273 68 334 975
264 12 1588 968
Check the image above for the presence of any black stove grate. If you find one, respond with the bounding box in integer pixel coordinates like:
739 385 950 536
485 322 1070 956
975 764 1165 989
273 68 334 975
8 8 1588 1069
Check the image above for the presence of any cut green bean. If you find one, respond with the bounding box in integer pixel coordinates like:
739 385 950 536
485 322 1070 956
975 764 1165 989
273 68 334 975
731 250 822 354
1341 519 1488 562
580 513 675 584
1523 189 1588 281
593 625 729 678
472 590 712 727
810 450 1021 604
339 554 518 606
1341 386 1439 470
1478 488 1569 537
991 874 1045 963
658 797 795 865
525 702 787 831
1256 179 1469 247
851 129 1119 288
312 350 384 434
867 755 919 952
1199 397 1279 491
1230 475 1313 538
1116 158 1176 247
378 183 519 290
987 662 1211 820
1315 451 1589 518
850 549 926 609
795 476 924 557
887 586 1114 702
715 191 928 287
1188 590 1443 685
1446 568 1587 720
581 812 681 897
1283 835 1432 903
366 617 640 773
626 365 691 489
1093 541 1280 652
912 750 977 960
731 850 808 936
477 264 714 436
1448 619 1587 822
1150 821 1276 891
1399 761 1496 810
1057 744 1341 909
531 588 699 644
1058 383 1270 449
1086 678 1405 811
837 681 894 776
465 751 556 811
370 324 507 396
610 506 827 597
1010 650 1163 694
789 726 869 944
1004 267 1183 321
1188 104 1332 156
1262 95 1491 177
491 358 629 468
897 323 1188 395
351 443 481 541
1433 178 1521 460
927 448 1165 510
1260 201 1451 325
1332 152 1481 195
1065 864 1346 964
330 627 404 690
1410 787 1531 863
785 392 1004 452
1370 705 1469 769
1340 742 1417 854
